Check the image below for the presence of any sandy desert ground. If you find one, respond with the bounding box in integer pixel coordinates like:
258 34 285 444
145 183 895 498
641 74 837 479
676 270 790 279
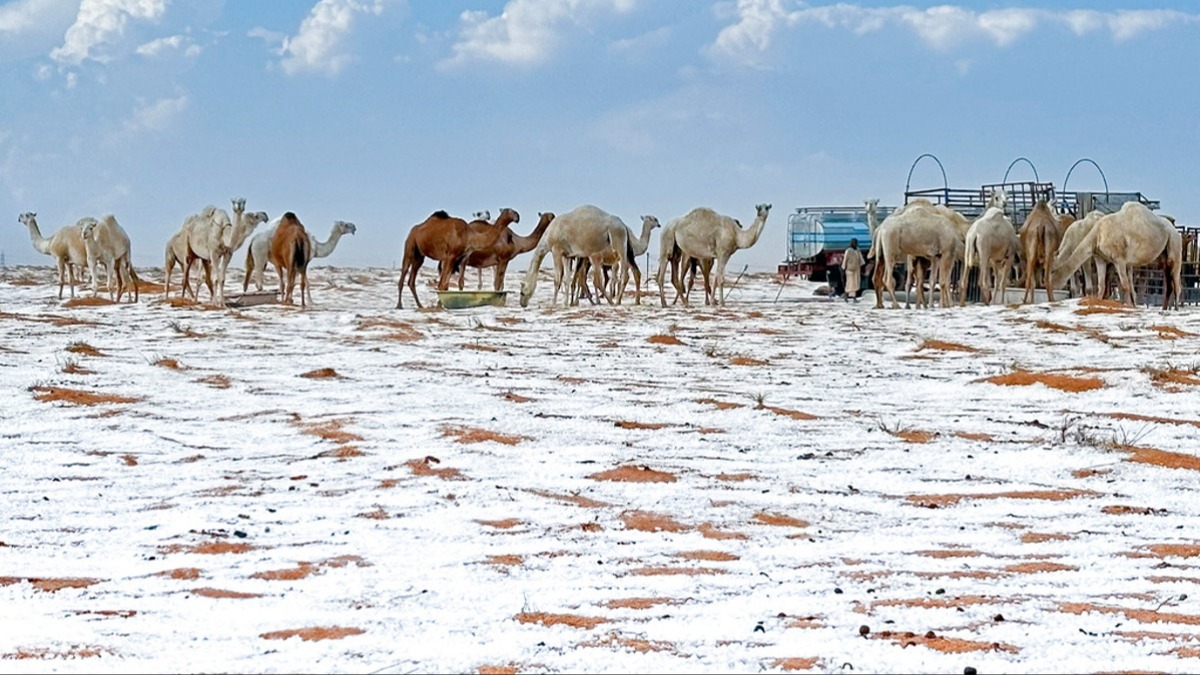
2 264 1200 674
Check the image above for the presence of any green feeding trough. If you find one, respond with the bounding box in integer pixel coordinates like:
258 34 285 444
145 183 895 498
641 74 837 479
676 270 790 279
436 290 508 309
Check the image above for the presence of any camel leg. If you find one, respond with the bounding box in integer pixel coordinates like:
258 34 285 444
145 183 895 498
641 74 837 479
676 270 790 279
182 255 195 301
1023 256 1037 304
882 254 899 309
408 256 425 309
872 257 886 309
940 256 956 309
550 251 565 308
655 257 669 308
979 263 992 306
672 256 688 307
493 261 507 293
1115 263 1135 306
1093 259 1106 299
1043 252 1057 302
590 256 612 304
213 255 229 306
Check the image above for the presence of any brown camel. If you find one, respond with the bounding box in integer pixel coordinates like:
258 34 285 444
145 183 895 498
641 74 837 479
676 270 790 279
397 210 499 309
269 212 314 307
447 207 545 291
1019 198 1066 304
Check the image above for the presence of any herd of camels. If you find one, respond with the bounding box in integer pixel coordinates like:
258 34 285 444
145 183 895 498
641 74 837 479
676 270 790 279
15 190 1187 312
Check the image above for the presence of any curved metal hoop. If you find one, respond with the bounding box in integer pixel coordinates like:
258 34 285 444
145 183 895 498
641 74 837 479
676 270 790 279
905 153 948 194
1062 158 1109 195
1002 157 1039 184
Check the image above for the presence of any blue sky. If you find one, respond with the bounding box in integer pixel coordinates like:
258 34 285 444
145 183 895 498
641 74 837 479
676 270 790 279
2 0 1198 272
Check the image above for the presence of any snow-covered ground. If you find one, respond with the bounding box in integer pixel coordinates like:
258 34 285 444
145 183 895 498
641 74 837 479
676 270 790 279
2 264 1200 674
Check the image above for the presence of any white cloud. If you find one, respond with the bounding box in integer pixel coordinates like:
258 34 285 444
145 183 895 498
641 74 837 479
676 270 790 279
124 93 188 133
709 0 794 67
51 0 168 66
1107 10 1189 42
441 0 638 69
278 0 390 77
710 3 1200 65
0 0 71 33
136 34 201 58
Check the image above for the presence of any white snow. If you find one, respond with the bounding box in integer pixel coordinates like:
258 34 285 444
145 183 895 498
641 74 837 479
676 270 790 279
2 264 1200 674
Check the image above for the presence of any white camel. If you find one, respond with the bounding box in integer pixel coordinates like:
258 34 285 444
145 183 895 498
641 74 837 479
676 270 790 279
177 197 266 306
657 203 771 307
80 214 140 302
963 189 1019 305
571 215 660 305
19 212 93 298
868 199 966 309
244 219 357 295
518 205 633 308
1054 210 1106 298
1052 201 1183 309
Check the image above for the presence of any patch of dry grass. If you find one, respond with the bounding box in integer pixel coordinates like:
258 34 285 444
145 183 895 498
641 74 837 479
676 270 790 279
590 465 677 483
260 627 365 641
917 339 981 353
299 367 341 379
30 386 140 407
981 369 1105 392
441 425 528 446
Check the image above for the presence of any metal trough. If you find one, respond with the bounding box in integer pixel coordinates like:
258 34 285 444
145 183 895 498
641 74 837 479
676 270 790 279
436 290 508 309
224 291 278 308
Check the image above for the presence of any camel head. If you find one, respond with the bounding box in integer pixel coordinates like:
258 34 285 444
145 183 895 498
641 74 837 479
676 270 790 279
496 207 520 226
472 210 491 222
18 212 36 228
80 219 97 240
519 277 534 307
987 188 1009 211
231 197 247 214
536 212 555 228
641 215 661 231
245 211 270 229
755 203 772 219
334 220 357 236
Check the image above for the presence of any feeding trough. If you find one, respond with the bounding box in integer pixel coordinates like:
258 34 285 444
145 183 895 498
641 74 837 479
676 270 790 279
436 290 508 309
224 291 278 308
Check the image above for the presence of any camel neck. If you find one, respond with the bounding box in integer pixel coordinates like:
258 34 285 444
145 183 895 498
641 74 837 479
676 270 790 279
25 221 53 255
313 229 344 258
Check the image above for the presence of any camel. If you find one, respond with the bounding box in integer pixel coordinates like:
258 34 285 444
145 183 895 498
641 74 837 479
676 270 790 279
451 207 524 290
165 229 211 300
1054 210 1106 298
657 204 771 307
570 215 660 305
868 199 966 309
244 219 357 294
80 214 140 302
269 212 314 307
1018 198 1067 304
518 205 633 308
1052 201 1183 309
653 218 708 307
447 210 554 293
397 210 477 309
963 189 1018 305
19 212 92 298
176 198 267 305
